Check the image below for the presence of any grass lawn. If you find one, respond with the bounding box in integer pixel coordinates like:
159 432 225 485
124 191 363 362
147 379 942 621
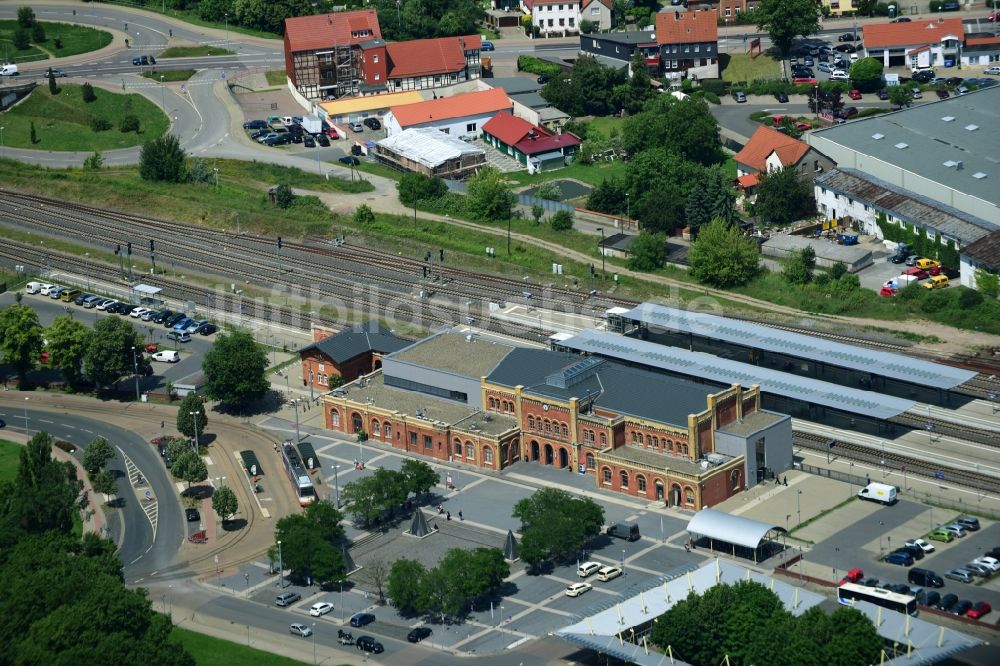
586 115 625 137
142 69 197 82
0 439 21 484
504 160 627 188
356 161 403 181
160 46 235 58
265 70 287 86
720 53 782 83
0 20 112 60
3 84 169 151
171 627 319 666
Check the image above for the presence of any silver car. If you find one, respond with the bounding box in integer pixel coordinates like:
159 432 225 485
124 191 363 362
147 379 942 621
944 568 974 583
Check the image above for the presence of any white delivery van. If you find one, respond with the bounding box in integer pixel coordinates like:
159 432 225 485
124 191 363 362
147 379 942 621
858 482 897 505
1 64 18 76
25 281 43 294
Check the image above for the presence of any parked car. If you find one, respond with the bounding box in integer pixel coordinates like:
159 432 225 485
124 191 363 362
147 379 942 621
944 568 974 583
985 66 1000 75
952 600 973 616
309 602 334 617
577 561 601 578
317 133 330 147
774 91 789 103
597 565 623 582
255 132 278 144
47 68 67 77
350 612 375 628
356 636 383 654
132 55 156 66
165 331 191 343
941 523 967 538
928 528 954 543
877 88 889 100
911 88 923 99
153 310 174 323
891 17 911 22
912 70 935 83
848 89 862 100
917 590 940 608
971 556 1000 572
565 582 593 597
303 134 315 147
838 33 858 42
963 562 990 578
966 601 992 620
96 298 117 311
289 623 312 637
834 44 857 53
275 591 301 607
937 593 958 611
884 551 914 566
936 89 950 99
956 516 980 531
151 350 180 363
481 40 495 51
956 86 970 95
839 106 859 119
407 627 432 643
173 317 193 330
351 122 364 132
898 545 924 561
197 323 218 336
732 90 747 103
830 71 850 82
164 313 186 327
185 508 200 522
905 539 935 553
818 62 833 74
339 155 360 166
243 119 267 130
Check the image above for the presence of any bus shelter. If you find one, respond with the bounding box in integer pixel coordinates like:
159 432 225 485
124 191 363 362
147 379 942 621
686 509 786 562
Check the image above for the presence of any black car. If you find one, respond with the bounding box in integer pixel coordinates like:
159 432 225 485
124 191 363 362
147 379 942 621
339 155 360 166
350 612 375 628
937 593 958 612
243 119 267 130
185 508 200 522
290 133 303 143
774 91 789 103
833 44 857 53
946 77 963 86
839 106 859 119
897 546 924 561
877 88 889 100
153 310 174 324
407 627 432 643
363 117 382 130
952 599 973 616
912 70 935 83
303 135 315 147
0 419 5 429
838 33 858 42
862 577 880 587
113 302 137 314
164 313 187 328
351 144 363 156
917 590 940 607
250 129 271 140
356 636 383 654
197 323 218 336
264 133 292 146
317 134 330 147
132 55 156 66
936 89 950 99
537 73 551 84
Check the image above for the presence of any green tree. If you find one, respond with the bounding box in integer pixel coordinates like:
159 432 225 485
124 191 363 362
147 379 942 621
82 437 115 476
341 467 408 526
888 84 912 109
0 303 45 385
512 488 604 566
48 68 57 94
202 331 269 408
31 22 45 44
397 172 447 206
81 82 97 103
83 317 149 389
610 51 654 115
467 167 515 223
627 232 666 271
549 209 574 231
621 94 721 165
400 459 439 500
755 0 822 58
975 269 1000 298
211 485 238 523
387 558 428 614
91 468 118 502
466 547 510 595
531 204 545 225
171 450 207 488
83 151 104 169
783 246 816 285
274 501 346 584
849 57 883 88
29 121 37 144
175 392 208 440
119 115 141 133
13 28 30 50
16 6 35 28
0 432 84 537
586 176 627 215
45 315 92 385
274 183 294 209
535 181 563 202
752 166 815 227
688 217 761 288
625 148 705 234
353 203 375 225
139 134 187 182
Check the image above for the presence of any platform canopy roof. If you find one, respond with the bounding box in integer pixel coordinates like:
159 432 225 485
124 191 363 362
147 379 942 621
560 329 916 420
620 303 977 390
687 509 782 549
133 284 162 295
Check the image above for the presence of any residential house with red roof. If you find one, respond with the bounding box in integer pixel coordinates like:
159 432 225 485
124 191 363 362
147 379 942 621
655 10 719 81
862 18 964 69
482 111 581 173
733 125 834 196
283 9 381 101
284 11 482 102
684 1 758 23
383 88 513 139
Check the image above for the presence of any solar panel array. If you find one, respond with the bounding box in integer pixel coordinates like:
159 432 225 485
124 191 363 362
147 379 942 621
623 304 976 390
564 330 915 420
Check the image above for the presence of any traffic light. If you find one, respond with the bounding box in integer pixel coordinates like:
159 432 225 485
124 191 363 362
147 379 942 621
150 239 154 253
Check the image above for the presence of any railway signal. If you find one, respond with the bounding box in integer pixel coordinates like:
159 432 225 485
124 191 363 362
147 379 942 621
150 239 156 274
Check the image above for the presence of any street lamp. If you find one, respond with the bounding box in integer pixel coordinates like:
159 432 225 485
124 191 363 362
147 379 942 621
131 346 141 402
277 540 284 588
625 192 630 229
879 520 884 555
160 75 166 112
595 226 605 279
311 623 317 665
1 126 5 157
291 398 302 443
333 464 341 509
24 396 29 433
191 410 201 453
796 489 802 526
224 13 229 45
213 166 219 188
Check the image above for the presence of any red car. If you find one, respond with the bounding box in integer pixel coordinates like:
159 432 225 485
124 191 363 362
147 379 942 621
793 77 817 85
839 567 864 585
902 267 929 280
879 286 898 297
795 122 812 131
989 10 998 21
848 89 862 100
966 601 991 620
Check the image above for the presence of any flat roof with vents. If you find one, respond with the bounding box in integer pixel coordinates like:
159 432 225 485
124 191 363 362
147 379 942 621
560 329 916 420
618 303 976 390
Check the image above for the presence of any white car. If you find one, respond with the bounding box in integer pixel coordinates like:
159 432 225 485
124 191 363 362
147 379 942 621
151 350 180 363
830 72 850 82
96 299 117 311
309 601 334 617
129 307 150 318
577 561 601 578
984 66 1000 75
565 582 593 598
905 538 935 554
39 283 56 296
972 556 1000 572
597 565 623 582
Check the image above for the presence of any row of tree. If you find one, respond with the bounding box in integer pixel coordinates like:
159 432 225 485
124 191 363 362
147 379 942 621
0 432 194 663
341 459 440 526
387 547 509 617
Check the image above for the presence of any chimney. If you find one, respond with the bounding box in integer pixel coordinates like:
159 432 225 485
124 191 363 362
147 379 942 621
675 11 680 20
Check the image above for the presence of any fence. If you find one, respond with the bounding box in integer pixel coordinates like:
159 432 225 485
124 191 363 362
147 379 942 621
516 193 574 214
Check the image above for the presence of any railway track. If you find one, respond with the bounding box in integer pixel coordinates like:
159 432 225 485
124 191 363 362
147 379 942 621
794 431 997 493
892 412 999 447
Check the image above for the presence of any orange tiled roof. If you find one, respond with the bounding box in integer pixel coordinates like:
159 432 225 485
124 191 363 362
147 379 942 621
483 111 542 145
386 35 481 79
861 18 963 48
967 36 1000 46
390 88 511 127
655 10 718 45
733 125 808 173
737 174 759 188
284 10 381 52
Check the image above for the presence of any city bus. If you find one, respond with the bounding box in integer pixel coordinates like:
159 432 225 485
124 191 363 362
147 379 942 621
280 443 316 506
837 583 917 616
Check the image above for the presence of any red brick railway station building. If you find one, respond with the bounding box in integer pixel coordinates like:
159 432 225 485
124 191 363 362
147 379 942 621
315 330 792 510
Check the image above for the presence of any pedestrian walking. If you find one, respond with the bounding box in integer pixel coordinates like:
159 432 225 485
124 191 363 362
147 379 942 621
446 511 451 521
783 477 788 487
458 510 463 521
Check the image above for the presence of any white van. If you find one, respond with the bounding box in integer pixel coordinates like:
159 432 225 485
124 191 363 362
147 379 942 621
39 283 56 296
0 64 18 76
25 281 43 294
151 350 180 363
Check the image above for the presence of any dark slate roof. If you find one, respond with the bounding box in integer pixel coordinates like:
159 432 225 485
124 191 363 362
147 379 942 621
961 229 1000 269
815 168 998 245
487 348 710 425
583 30 657 46
598 233 637 251
300 321 410 363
